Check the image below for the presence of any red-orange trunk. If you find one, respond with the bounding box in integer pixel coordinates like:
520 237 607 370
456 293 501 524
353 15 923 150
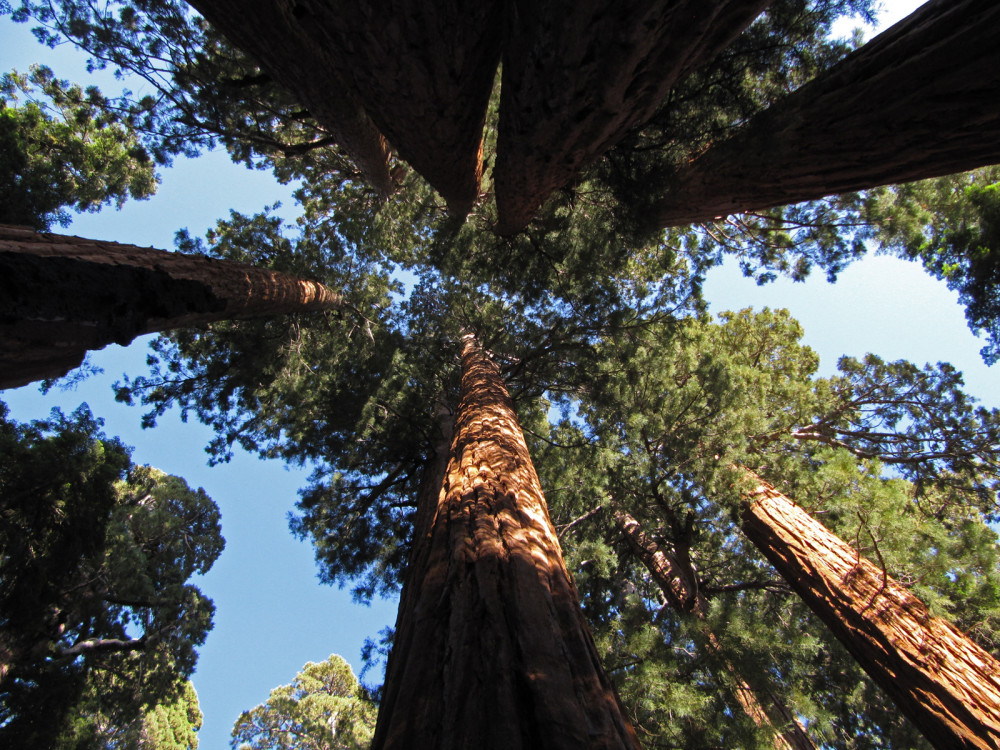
741 474 1000 750
373 334 639 750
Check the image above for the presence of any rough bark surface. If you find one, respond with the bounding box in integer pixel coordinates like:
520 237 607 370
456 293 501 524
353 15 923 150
373 335 639 750
290 0 503 216
185 0 394 195
0 224 345 390
741 474 1000 750
652 0 1000 227
493 0 772 235
613 508 816 750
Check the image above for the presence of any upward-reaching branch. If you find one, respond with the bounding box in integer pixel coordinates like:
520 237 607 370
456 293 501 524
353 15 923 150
0 224 347 389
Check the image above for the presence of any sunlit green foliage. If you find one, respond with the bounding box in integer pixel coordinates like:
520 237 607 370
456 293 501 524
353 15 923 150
0 65 156 229
231 655 376 750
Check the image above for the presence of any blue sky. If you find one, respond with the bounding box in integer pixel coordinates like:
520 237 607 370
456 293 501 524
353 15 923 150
4 1 995 748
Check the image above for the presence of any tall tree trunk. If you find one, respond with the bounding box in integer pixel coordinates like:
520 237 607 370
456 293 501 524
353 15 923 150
613 508 816 750
740 473 1000 750
651 0 1000 228
0 224 346 390
373 334 639 750
185 0 395 195
492 0 772 235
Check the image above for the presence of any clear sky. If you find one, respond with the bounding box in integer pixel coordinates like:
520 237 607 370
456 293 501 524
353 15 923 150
3 1 992 748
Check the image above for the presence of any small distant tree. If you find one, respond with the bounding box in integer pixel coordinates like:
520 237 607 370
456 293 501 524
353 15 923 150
231 654 376 750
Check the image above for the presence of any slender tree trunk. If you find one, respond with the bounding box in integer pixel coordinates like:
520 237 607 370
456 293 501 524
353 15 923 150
0 224 347 390
373 334 639 750
651 0 1000 228
613 508 816 750
740 473 1000 750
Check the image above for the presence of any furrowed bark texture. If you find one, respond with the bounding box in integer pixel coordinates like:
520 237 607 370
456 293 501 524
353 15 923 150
741 475 1000 750
0 224 345 390
287 0 504 216
614 508 816 750
185 0 394 195
373 335 639 750
652 0 1000 227
493 0 771 235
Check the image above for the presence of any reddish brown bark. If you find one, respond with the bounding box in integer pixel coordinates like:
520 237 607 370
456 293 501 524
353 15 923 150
652 0 1000 227
285 0 504 217
494 0 772 235
613 508 816 750
185 0 394 195
373 334 639 750
740 474 1000 750
0 224 346 390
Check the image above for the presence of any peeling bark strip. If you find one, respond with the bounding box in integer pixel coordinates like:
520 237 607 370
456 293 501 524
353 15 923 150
740 475 1000 750
373 335 639 750
653 0 1000 227
614 509 816 750
494 0 772 235
0 224 345 390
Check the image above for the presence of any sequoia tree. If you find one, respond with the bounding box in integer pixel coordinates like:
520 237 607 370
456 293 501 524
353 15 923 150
741 474 1000 749
0 223 347 389
10 0 1000 745
373 334 638 748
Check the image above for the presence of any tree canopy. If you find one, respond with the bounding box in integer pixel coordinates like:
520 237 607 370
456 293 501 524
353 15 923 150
3 0 1000 746
231 654 376 750
0 400 222 749
0 65 156 229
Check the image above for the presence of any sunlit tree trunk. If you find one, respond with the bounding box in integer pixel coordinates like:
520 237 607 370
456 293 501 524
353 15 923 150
652 0 1000 227
373 333 639 750
740 474 1000 750
0 224 346 390
613 508 816 750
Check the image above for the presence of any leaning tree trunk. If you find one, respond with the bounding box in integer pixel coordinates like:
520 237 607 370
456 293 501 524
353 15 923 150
740 474 1000 750
0 224 347 390
652 0 1000 228
613 508 816 750
372 334 639 750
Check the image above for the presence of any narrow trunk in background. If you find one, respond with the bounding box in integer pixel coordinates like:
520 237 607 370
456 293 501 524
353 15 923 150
373 334 639 750
613 508 816 750
0 224 346 390
652 0 1000 227
740 474 1000 750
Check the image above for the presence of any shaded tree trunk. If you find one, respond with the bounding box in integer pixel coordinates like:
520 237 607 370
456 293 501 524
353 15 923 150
740 473 1000 750
493 0 772 234
373 333 639 750
0 224 346 390
652 0 1000 227
185 0 395 195
613 508 816 750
